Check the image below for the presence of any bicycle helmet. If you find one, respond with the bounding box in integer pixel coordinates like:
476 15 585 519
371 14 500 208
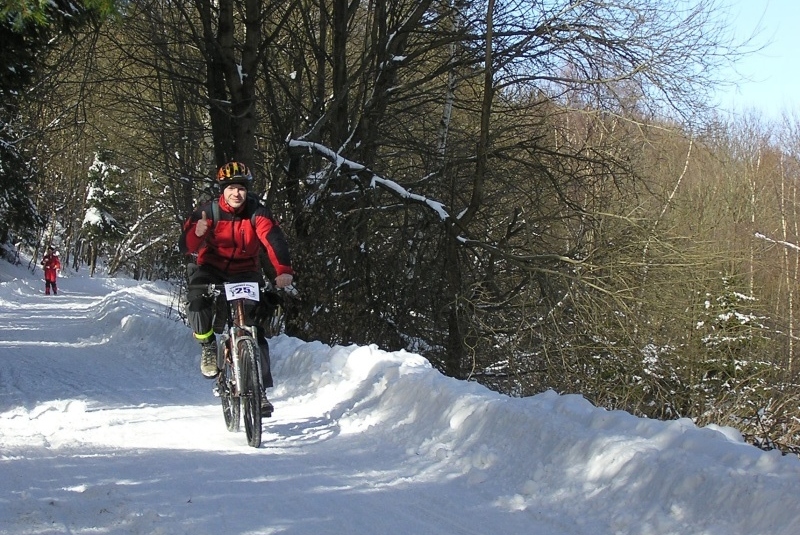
216 161 253 190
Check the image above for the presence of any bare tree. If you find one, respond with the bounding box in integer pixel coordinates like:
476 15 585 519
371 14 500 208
281 0 747 381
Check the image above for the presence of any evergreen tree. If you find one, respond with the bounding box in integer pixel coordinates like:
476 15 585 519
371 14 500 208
80 151 127 275
0 13 46 244
0 0 114 245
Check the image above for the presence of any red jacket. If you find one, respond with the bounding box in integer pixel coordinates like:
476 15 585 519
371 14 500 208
179 194 293 276
41 253 61 278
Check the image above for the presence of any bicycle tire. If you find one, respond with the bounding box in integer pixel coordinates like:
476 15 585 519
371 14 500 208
240 338 263 447
218 340 240 432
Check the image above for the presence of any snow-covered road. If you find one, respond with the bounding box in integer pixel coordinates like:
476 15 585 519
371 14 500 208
1 264 799 535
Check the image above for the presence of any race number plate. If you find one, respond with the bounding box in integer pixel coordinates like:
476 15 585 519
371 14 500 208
224 282 260 302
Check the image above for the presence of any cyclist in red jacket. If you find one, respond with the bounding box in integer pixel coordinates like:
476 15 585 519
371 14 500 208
179 161 294 414
41 246 61 295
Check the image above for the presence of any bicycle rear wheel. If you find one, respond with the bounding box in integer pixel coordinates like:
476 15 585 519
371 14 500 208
218 340 240 432
239 338 262 447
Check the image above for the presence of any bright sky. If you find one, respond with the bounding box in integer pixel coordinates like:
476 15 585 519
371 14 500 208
716 0 800 120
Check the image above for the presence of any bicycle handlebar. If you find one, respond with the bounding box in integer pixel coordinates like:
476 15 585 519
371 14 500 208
187 281 298 297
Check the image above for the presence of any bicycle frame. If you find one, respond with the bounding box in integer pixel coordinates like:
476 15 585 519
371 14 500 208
216 283 262 386
204 281 265 447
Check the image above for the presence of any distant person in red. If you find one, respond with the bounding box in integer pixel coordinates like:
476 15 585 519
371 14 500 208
41 246 61 295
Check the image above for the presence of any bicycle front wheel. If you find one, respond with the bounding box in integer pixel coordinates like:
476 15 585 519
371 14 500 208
218 341 240 432
239 338 262 448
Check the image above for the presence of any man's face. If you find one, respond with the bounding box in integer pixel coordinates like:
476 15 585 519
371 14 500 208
223 184 247 209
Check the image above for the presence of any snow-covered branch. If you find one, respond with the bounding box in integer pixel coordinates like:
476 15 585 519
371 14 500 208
287 139 450 222
755 232 800 252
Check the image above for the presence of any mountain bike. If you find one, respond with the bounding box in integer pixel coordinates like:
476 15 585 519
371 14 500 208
193 281 288 448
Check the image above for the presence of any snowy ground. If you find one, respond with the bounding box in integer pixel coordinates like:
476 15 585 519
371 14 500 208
1 259 800 535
